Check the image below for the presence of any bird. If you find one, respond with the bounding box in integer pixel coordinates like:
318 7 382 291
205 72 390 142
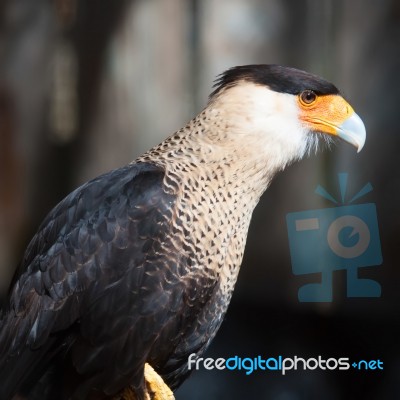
0 64 366 400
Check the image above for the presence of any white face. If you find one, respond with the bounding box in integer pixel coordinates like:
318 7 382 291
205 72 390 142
208 77 367 172
209 81 313 172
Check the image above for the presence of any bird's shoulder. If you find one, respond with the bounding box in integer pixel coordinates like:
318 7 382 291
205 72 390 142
24 162 169 265
7 162 175 311
0 161 180 355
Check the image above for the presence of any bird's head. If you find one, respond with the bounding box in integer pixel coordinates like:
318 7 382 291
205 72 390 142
208 65 366 172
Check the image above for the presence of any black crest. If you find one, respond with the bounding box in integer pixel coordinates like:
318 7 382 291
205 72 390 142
210 64 339 99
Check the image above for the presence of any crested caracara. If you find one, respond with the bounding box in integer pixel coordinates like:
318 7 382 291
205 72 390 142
0 65 366 400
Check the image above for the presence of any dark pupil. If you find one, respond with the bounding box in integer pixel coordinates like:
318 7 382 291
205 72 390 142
303 90 315 103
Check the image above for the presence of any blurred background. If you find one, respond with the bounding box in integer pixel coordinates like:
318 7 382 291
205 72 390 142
0 0 399 399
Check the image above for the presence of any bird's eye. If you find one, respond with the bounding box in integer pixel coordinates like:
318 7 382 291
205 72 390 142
299 90 317 106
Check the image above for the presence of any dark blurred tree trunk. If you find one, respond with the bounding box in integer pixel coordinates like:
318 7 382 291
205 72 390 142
0 0 132 296
0 86 25 296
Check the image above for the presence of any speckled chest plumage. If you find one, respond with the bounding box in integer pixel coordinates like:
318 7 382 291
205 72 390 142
136 109 270 384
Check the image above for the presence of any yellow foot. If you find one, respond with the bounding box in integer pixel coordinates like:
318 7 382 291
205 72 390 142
144 364 174 400
112 363 175 400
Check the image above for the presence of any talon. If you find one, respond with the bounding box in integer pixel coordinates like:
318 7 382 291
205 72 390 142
112 364 174 400
144 363 174 400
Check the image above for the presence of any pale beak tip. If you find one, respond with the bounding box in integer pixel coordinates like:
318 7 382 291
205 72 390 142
336 112 366 153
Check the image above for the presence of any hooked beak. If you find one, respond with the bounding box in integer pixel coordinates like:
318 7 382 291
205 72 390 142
299 94 366 153
335 112 366 153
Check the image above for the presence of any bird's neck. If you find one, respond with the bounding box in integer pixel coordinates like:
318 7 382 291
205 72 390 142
135 108 285 292
135 105 301 326
136 106 286 204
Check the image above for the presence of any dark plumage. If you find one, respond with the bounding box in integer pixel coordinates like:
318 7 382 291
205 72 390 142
0 163 185 398
0 65 365 400
210 64 340 98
